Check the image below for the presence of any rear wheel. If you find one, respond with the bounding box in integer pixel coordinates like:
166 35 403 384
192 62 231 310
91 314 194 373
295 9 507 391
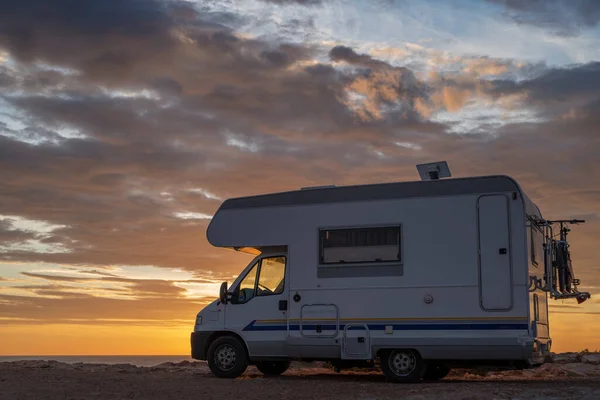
255 360 291 376
380 349 425 383
422 364 451 380
207 336 248 378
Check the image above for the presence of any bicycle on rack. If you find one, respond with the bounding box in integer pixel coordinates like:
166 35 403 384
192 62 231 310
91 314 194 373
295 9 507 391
530 218 591 303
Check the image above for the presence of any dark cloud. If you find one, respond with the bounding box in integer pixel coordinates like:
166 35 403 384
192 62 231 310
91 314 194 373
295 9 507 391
0 0 277 90
329 45 390 70
17 278 189 298
0 0 181 89
488 62 600 123
20 272 82 282
18 271 226 287
130 280 188 297
492 62 600 100
0 66 17 89
488 0 600 35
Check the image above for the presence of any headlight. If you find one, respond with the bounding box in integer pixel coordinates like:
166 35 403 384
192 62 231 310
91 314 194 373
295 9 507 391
195 315 202 325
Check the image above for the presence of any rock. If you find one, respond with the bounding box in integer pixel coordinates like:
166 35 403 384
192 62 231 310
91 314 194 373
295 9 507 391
552 352 580 363
560 363 600 376
152 360 206 369
581 353 600 365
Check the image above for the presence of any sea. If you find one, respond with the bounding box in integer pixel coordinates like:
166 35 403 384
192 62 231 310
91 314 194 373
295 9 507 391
0 356 194 367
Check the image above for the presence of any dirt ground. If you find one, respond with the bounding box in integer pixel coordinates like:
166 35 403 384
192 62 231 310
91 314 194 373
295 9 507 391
1 359 600 400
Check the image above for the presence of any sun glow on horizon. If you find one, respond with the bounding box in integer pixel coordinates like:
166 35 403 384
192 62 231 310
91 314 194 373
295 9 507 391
1 310 598 355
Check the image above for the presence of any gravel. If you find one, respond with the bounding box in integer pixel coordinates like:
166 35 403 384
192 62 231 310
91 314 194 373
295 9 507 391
1 360 599 400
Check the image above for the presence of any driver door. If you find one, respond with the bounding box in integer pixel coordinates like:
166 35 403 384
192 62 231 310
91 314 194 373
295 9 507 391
226 254 288 358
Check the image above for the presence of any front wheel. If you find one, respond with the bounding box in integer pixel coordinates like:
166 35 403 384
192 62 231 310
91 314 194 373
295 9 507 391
380 349 425 383
422 364 451 380
207 336 248 378
255 360 291 376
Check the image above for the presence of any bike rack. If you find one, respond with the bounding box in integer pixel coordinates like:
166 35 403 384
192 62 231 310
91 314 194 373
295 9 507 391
528 218 591 303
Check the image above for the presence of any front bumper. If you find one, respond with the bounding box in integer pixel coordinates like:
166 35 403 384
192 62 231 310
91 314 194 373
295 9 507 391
190 331 212 360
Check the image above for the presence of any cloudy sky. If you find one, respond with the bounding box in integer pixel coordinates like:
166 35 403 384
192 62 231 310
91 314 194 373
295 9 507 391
1 0 600 355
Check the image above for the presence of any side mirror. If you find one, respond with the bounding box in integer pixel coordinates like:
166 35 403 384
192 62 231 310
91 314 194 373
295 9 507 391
219 281 228 304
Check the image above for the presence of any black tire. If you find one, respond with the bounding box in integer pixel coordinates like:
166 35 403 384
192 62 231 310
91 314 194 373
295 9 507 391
207 336 248 378
422 364 451 380
380 349 426 383
255 360 291 376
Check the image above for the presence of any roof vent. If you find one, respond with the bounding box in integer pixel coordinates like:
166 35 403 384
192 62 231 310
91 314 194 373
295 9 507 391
416 161 451 181
301 185 337 190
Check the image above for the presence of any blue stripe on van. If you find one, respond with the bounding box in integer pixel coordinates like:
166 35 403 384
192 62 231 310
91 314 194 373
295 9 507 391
242 321 528 332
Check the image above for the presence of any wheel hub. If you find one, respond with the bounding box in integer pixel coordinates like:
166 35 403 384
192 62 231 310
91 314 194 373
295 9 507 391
214 344 236 371
389 350 416 376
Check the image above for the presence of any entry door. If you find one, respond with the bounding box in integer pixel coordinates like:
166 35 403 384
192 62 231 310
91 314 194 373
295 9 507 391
225 255 288 357
478 195 512 310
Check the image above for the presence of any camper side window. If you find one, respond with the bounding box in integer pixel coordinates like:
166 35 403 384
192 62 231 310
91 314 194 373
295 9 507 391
531 223 544 267
319 225 401 265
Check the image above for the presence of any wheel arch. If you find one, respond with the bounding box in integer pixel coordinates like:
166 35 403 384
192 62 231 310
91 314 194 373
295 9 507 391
375 347 422 358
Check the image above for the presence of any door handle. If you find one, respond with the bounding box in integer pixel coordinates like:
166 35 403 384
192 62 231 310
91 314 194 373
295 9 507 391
278 300 288 311
499 248 507 254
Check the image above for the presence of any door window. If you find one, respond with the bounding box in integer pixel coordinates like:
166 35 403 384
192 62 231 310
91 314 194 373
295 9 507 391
234 256 286 304
257 256 286 296
237 261 258 304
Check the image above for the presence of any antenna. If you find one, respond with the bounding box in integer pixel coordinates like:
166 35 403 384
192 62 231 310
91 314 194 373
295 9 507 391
416 161 451 181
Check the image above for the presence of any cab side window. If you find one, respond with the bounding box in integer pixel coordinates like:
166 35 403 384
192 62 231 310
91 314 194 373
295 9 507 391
257 256 286 296
234 256 286 304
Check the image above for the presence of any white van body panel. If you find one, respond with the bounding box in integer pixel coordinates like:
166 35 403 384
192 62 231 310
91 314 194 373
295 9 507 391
192 175 548 364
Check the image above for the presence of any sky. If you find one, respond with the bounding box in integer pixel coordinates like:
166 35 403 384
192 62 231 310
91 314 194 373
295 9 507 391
1 0 600 355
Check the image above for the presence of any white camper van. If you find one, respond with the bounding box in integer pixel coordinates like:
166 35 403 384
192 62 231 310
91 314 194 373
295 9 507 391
190 162 590 382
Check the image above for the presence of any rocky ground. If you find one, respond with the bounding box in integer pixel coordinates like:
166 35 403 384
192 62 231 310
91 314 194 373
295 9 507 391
1 353 600 400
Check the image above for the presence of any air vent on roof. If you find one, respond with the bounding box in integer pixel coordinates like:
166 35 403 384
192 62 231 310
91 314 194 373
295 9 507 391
301 185 337 190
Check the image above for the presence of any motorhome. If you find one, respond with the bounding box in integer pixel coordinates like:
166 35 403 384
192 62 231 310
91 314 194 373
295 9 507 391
190 162 590 382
